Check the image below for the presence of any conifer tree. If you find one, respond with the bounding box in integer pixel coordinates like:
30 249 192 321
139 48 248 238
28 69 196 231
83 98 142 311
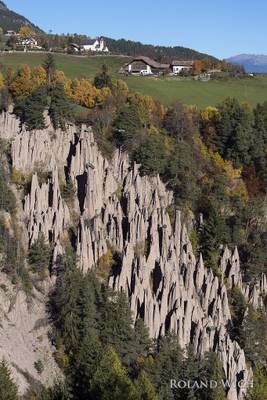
135 371 159 400
50 248 83 352
148 335 183 400
43 53 56 87
98 290 147 372
49 84 74 130
28 233 51 274
248 367 267 400
199 352 226 400
0 360 18 400
94 64 112 89
215 98 253 166
15 86 48 131
72 273 102 399
90 346 138 400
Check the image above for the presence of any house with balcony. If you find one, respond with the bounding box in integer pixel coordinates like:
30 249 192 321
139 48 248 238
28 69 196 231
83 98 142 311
126 56 170 75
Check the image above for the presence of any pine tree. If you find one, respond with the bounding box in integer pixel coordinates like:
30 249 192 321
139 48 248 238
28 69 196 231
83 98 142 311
215 98 253 167
148 335 183 400
90 346 138 400
28 233 51 274
135 371 158 400
248 367 267 400
37 381 72 400
98 290 148 372
199 352 226 400
73 333 102 400
50 248 83 352
180 345 200 400
71 273 102 399
49 84 74 130
15 86 48 131
94 64 112 89
133 132 168 176
0 360 18 400
0 166 16 214
240 306 267 366
113 102 143 154
164 141 200 206
227 287 247 343
43 53 56 87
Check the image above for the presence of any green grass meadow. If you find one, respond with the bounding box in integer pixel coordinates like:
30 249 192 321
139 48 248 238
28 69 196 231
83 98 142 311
1 52 267 108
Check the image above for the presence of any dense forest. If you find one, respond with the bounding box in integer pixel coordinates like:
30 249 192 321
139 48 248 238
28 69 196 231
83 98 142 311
1 56 267 399
103 37 219 62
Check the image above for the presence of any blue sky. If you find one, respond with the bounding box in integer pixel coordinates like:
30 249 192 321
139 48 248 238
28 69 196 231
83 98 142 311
5 0 267 59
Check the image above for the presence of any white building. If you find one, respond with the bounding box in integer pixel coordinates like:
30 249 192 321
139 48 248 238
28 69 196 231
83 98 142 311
171 60 194 74
5 30 18 37
76 37 109 53
17 37 41 49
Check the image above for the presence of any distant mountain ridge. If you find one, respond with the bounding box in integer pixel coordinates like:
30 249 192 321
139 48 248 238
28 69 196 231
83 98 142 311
104 37 219 62
227 54 267 73
0 1 42 32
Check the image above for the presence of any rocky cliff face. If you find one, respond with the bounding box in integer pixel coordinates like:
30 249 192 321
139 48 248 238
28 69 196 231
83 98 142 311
0 110 266 398
0 272 60 395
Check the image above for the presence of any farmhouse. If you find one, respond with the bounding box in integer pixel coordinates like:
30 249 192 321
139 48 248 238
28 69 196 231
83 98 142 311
17 37 41 49
5 30 18 37
126 56 170 75
171 60 194 74
70 37 109 53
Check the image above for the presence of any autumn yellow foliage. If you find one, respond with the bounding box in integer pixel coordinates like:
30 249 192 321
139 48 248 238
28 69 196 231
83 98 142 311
0 72 4 90
196 135 248 202
65 78 111 108
128 92 156 126
200 106 220 123
19 25 33 38
9 65 46 101
112 79 129 97
52 70 68 87
95 86 112 105
96 250 115 280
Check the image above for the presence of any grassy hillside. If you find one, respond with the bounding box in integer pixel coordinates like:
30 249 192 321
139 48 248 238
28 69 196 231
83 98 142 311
125 75 267 107
1 53 267 108
0 53 127 77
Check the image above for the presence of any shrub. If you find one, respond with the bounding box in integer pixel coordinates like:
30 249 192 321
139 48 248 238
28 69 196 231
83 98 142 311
11 169 32 194
34 359 44 375
0 166 17 214
96 250 114 281
28 233 52 275
54 346 70 369
61 179 76 203
114 186 123 201
189 229 200 257
166 205 176 228
134 241 148 258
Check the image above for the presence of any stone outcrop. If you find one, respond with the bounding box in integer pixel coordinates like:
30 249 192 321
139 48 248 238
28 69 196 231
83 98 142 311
1 110 266 399
0 107 20 140
0 273 61 395
221 246 267 308
23 169 71 246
